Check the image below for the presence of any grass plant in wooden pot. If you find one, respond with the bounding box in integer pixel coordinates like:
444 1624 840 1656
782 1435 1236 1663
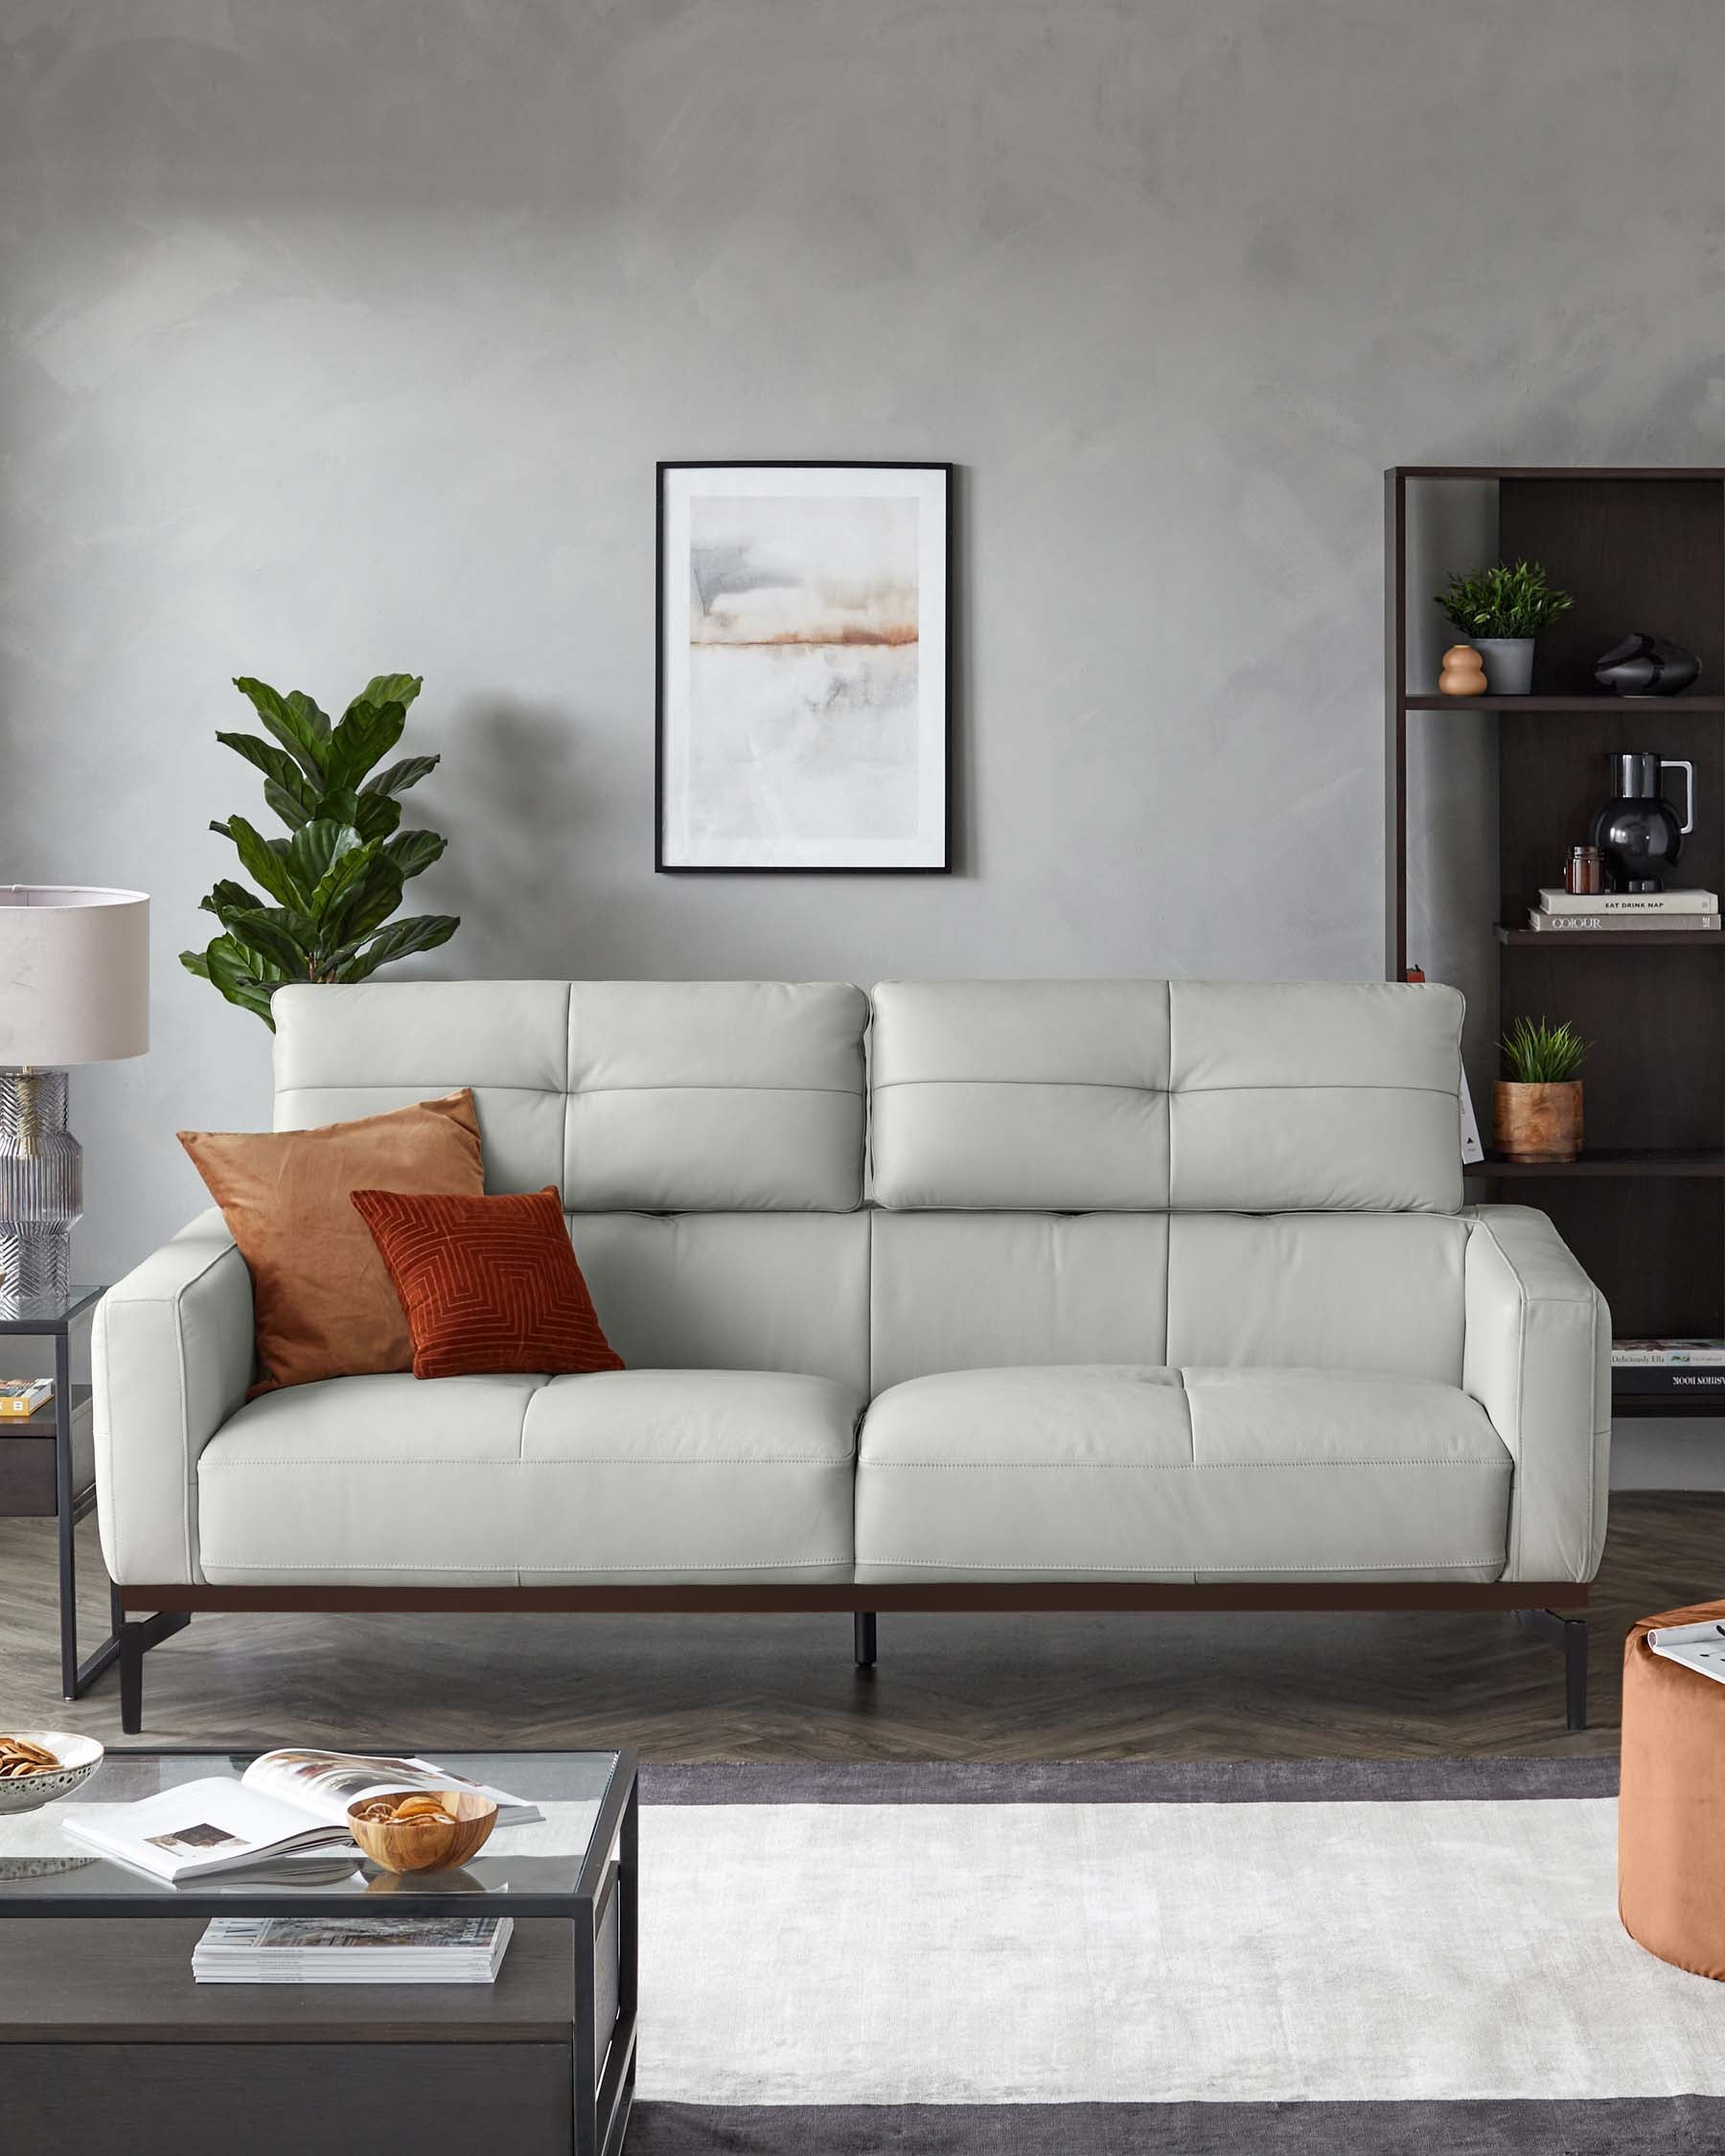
1494 1016 1586 1163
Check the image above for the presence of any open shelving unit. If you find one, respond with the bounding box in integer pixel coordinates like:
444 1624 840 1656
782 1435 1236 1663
1387 466 1725 1417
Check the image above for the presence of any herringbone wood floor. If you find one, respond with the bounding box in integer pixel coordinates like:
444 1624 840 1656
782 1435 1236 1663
0 1496 1714 1759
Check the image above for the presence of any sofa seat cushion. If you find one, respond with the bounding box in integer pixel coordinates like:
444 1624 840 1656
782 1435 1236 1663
196 1368 860 1587
855 1365 1512 1584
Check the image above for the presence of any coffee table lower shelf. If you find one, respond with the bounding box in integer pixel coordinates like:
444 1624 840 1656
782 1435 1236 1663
4 1913 629 2154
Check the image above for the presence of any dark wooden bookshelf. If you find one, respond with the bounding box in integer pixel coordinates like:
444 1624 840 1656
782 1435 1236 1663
1468 1150 1725 1178
1411 693 1725 712
1611 1392 1725 1419
1388 466 1725 1407
1494 925 1725 948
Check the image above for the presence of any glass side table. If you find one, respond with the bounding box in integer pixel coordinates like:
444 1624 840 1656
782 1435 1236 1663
0 1287 186 1700
0 1747 638 2156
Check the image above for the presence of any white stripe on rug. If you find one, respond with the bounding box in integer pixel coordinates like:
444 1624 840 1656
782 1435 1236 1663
635 1799 1725 2103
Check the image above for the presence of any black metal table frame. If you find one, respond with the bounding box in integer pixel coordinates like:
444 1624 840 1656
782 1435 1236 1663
0 1287 182 1702
0 1744 638 2156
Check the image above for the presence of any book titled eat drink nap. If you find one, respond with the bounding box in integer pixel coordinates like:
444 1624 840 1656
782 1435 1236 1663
1536 886 1718 915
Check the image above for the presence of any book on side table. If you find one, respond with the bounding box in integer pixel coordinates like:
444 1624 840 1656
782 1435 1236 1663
61 1748 540 1883
1611 1339 1725 1398
194 1914 514 1984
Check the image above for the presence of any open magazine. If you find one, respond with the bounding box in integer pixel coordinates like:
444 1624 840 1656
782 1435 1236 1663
1645 1619 1725 1688
60 1749 540 1885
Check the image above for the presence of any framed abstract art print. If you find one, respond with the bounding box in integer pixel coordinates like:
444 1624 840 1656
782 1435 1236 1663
656 461 952 871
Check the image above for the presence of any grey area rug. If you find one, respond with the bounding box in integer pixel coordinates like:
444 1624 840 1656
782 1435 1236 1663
624 1756 1725 2156
631 2096 1725 2154
638 1755 1622 1805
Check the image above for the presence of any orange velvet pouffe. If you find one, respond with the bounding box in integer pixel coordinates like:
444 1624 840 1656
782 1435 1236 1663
1620 1600 1725 1979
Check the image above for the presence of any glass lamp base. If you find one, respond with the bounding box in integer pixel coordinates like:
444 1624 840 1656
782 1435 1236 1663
0 1069 82 1315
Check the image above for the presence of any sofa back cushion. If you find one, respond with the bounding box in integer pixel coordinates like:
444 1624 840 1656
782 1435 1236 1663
577 1211 871 1394
868 979 1464 1215
869 1210 1468 1388
273 979 868 1212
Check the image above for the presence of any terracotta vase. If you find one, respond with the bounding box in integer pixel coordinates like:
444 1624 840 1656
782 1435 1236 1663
1493 1081 1582 1163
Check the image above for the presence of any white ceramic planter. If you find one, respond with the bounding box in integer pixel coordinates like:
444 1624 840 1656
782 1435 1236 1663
1472 637 1535 695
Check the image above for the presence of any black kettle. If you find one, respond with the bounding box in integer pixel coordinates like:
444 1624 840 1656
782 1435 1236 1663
1591 751 1695 892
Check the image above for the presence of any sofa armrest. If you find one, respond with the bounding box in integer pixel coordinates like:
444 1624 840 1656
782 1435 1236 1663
92 1208 253 1587
1462 1204 1610 1585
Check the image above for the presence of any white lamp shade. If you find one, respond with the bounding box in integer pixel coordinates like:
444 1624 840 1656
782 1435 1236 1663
0 886 150 1066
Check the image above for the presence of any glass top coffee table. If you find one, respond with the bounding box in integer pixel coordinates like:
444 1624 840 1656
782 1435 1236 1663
0 1747 637 2156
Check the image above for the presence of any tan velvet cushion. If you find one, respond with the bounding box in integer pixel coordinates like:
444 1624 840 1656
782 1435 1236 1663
179 1091 486 1392
1620 1599 1725 1980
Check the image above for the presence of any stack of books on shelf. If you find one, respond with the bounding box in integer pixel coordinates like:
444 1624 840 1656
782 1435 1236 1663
193 1915 514 1984
1527 888 1719 933
1612 1340 1725 1400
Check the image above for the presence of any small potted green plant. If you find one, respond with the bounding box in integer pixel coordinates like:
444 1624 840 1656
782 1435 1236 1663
1434 561 1575 695
1494 1016 1587 1162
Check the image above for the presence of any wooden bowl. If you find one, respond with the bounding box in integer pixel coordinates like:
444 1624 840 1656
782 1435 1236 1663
346 1789 496 1872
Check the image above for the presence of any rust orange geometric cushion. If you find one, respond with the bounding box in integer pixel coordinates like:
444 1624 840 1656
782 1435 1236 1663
349 1183 624 1379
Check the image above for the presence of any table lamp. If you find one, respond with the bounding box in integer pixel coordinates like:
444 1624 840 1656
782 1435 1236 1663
0 887 150 1309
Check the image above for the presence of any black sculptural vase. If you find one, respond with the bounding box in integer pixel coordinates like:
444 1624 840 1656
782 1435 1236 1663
1590 751 1695 892
1595 633 1702 698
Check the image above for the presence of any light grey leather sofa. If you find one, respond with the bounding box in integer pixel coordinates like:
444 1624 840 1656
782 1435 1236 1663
93 977 1610 1731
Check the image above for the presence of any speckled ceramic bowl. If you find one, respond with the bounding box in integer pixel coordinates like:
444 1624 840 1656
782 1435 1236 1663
0 1732 104 1815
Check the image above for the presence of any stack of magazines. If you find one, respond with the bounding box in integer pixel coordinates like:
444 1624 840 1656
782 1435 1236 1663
1612 1339 1725 1400
1526 887 1720 933
194 1915 513 1984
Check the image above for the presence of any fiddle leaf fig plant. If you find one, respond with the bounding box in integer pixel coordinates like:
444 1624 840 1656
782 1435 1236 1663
180 674 459 1028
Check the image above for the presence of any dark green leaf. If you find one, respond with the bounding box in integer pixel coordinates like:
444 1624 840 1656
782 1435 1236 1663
324 860 403 947
336 913 459 980
200 879 267 918
286 690 332 741
222 908 315 975
383 828 446 880
325 700 405 790
360 754 439 799
179 950 211 979
226 814 308 907
310 852 382 936
216 732 317 818
353 790 403 843
263 780 314 831
284 819 363 905
343 674 422 721
200 934 279 1027
232 677 329 780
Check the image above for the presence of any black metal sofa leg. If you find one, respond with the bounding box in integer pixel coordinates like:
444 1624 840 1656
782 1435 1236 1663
854 1611 877 1669
117 1612 193 1735
1516 1608 1588 1732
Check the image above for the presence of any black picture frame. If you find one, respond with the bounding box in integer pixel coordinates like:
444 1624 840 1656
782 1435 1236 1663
656 460 954 874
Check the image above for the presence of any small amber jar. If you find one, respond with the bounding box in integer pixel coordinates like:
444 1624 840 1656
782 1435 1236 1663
1565 844 1605 896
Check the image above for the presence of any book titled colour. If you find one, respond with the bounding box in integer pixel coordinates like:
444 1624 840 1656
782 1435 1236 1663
1525 908 1720 933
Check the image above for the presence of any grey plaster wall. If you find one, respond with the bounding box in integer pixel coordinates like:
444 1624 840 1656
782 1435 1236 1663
6 0 1725 1279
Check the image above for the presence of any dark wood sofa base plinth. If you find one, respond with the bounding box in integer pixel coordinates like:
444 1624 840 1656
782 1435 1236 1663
113 1581 1592 1735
